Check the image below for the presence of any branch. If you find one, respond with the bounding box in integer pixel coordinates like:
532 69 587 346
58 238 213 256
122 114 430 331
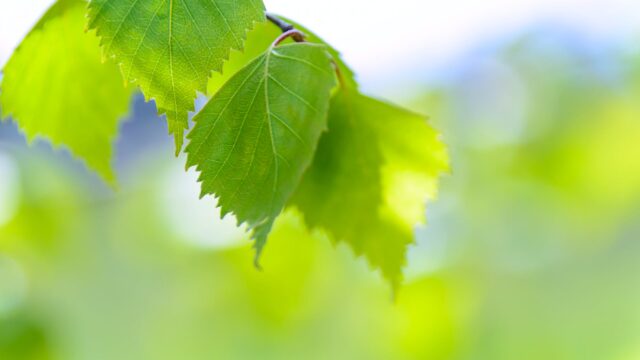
266 13 294 33
266 13 305 43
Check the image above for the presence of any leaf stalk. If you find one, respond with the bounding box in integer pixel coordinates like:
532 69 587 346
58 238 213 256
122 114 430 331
265 12 346 87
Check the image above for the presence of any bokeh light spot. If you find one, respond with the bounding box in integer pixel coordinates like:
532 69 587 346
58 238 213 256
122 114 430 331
158 159 247 250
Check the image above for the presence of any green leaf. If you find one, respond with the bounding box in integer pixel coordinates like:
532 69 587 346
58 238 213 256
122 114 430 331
0 0 132 183
87 0 265 153
28 0 85 36
291 90 449 289
186 43 336 260
207 15 357 96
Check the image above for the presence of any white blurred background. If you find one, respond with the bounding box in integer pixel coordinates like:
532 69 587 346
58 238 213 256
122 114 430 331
3 0 640 91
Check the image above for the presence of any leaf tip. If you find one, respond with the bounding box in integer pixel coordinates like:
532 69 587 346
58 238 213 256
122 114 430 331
253 252 263 271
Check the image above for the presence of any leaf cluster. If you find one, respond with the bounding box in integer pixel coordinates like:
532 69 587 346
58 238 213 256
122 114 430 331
0 0 449 287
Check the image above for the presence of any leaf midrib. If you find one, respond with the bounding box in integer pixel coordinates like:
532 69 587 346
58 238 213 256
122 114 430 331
264 44 279 205
168 0 178 120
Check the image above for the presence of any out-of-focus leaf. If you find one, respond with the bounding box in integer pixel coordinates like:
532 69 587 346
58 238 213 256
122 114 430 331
292 90 449 288
0 0 132 183
0 313 53 360
87 0 265 153
186 43 335 260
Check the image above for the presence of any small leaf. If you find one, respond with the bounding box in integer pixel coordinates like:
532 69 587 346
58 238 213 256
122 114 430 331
282 17 358 90
0 0 132 183
291 90 449 289
186 43 336 259
207 15 357 96
87 0 265 153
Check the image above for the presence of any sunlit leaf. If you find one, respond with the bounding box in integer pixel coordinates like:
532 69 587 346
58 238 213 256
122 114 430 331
186 43 336 259
88 0 265 153
292 90 449 288
0 0 132 183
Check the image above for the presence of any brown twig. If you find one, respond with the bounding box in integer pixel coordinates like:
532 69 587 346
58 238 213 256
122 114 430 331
272 29 306 46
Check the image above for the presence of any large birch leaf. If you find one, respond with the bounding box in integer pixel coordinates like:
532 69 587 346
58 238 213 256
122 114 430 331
88 0 265 153
0 0 132 183
186 43 335 260
292 90 449 289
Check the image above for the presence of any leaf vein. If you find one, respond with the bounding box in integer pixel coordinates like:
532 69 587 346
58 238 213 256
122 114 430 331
268 74 319 113
189 56 266 160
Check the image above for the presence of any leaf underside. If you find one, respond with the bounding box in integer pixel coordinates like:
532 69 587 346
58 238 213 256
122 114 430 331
0 0 132 183
292 90 449 289
87 0 265 153
186 43 336 260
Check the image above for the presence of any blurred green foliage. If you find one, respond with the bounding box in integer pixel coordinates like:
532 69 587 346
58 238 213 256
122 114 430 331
0 0 132 182
2 30 640 359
